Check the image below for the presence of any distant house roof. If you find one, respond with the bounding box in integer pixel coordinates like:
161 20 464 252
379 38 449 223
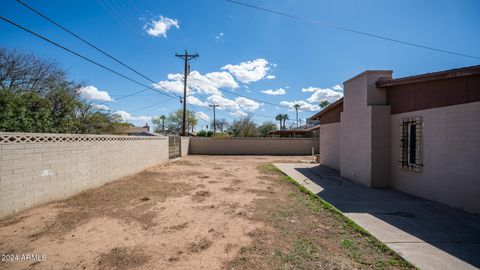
310 98 344 121
376 65 480 87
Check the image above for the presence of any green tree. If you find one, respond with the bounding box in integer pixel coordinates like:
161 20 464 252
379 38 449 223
0 48 125 134
281 114 289 130
152 115 166 133
229 117 258 137
275 114 283 130
257 121 277 137
154 109 197 135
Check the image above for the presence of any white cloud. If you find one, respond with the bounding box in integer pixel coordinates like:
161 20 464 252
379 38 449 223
266 75 275 80
195 111 210 121
332 84 343 91
215 32 224 41
305 87 343 103
152 80 184 94
154 70 238 96
144 16 179 38
222 59 272 84
187 95 208 107
235 97 261 112
280 100 320 112
77 86 113 102
113 110 151 122
206 95 236 109
230 110 247 117
91 104 109 111
261 88 286 95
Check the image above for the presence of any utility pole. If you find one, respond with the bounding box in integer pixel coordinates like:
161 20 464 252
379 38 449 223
209 104 219 133
293 104 300 128
175 50 199 136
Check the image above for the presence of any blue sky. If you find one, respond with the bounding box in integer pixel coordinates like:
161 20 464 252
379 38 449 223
1 0 479 130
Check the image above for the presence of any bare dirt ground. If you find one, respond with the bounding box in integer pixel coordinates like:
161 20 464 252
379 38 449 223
0 156 412 270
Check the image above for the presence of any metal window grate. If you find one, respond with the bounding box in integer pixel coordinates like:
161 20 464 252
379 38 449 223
399 116 423 172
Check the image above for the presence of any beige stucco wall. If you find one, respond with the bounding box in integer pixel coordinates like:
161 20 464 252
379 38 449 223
189 137 319 155
390 102 480 213
340 71 393 187
0 132 169 217
319 123 341 170
181 137 190 157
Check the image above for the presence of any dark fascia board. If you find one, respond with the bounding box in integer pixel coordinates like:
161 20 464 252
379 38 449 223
376 65 480 88
309 98 343 120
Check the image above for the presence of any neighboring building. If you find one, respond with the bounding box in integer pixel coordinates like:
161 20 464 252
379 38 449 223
267 124 321 138
310 65 480 214
116 124 155 136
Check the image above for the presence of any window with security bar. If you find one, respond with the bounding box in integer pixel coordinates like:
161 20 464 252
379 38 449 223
399 116 423 172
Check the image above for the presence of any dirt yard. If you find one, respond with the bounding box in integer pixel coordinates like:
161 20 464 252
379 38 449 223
0 156 412 269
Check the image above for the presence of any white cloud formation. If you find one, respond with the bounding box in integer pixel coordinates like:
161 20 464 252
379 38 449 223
206 95 236 109
113 110 151 122
266 75 275 80
230 110 248 117
144 16 179 38
154 71 238 96
195 111 210 121
91 104 109 111
332 84 343 91
235 97 261 112
77 86 113 102
261 88 286 95
222 59 271 84
280 100 320 112
187 95 208 107
305 87 343 103
215 32 224 41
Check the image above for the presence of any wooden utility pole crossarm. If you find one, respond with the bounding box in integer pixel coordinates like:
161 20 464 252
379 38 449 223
175 50 199 136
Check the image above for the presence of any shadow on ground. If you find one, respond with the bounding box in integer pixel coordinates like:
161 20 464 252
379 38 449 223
293 165 480 269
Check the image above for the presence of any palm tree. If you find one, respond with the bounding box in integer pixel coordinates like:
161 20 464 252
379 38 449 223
319 100 330 109
275 114 283 130
159 115 166 132
293 104 300 127
282 114 289 130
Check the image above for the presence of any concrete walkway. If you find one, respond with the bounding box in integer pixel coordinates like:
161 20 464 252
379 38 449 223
274 163 480 270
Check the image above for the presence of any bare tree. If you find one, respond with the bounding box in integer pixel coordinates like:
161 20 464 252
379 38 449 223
0 48 67 94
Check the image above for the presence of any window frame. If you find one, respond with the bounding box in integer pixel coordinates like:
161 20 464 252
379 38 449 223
399 116 423 172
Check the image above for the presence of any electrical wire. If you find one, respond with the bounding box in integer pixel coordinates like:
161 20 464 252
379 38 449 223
0 15 178 100
226 0 480 60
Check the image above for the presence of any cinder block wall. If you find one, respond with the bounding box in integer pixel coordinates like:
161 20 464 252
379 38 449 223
0 132 169 217
390 102 480 213
319 123 340 170
181 137 190 157
189 137 319 155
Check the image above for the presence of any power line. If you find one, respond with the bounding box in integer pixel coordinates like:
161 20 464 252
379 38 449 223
0 15 178 100
130 98 173 113
226 0 480 60
15 0 177 95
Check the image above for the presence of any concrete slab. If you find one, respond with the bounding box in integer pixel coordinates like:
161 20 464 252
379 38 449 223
274 163 480 270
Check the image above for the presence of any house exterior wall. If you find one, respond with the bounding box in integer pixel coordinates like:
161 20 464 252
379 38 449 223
340 71 393 187
0 133 169 217
390 102 480 213
189 137 319 155
319 123 340 170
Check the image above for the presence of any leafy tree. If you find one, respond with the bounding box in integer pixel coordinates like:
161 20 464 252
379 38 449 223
211 118 229 133
154 109 197 134
196 130 213 137
229 117 258 137
257 121 277 137
0 48 126 134
320 100 330 109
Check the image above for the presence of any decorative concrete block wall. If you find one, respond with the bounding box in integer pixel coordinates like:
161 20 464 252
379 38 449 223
181 137 190 157
0 132 169 217
189 137 319 155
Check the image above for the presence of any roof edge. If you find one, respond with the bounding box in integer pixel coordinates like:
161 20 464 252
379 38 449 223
376 65 480 87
